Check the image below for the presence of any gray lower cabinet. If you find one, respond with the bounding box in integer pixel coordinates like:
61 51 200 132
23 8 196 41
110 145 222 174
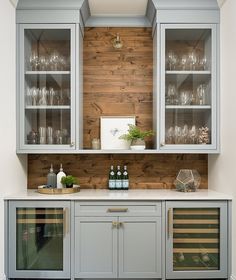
74 202 162 278
118 217 162 278
165 201 228 279
74 217 118 278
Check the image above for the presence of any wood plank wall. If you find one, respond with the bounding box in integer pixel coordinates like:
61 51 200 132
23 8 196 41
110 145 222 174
83 27 153 148
28 154 208 189
27 28 208 190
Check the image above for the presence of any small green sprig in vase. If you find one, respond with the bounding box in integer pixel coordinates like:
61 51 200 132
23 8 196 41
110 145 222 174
119 124 154 150
61 175 77 188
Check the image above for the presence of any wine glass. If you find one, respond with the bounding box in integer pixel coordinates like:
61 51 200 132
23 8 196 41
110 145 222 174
166 126 175 144
180 55 188 71
167 84 177 105
199 56 208 71
189 125 198 144
174 126 182 144
49 51 60 71
197 84 207 105
182 124 189 144
167 50 178 71
39 55 49 71
29 51 39 71
188 51 198 71
179 90 192 105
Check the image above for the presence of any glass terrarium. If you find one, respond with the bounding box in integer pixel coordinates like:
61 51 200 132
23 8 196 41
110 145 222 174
174 169 201 192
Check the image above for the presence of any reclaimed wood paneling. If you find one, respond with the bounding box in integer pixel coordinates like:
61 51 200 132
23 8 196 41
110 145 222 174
83 27 153 149
27 154 208 189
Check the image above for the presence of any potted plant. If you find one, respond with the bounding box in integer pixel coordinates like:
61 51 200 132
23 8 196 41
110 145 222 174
61 175 77 188
119 124 154 150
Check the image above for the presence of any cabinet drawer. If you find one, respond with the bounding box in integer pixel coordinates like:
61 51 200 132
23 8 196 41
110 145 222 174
74 201 162 217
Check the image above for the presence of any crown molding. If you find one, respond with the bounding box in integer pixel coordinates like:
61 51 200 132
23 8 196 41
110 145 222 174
218 0 227 7
9 0 18 8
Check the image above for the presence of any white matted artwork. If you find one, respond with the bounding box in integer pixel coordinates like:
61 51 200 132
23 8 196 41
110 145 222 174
100 116 136 150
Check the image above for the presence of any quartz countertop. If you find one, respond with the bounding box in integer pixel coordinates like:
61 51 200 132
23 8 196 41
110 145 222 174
4 189 233 201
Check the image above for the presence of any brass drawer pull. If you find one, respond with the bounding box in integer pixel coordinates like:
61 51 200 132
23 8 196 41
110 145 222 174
107 208 128 213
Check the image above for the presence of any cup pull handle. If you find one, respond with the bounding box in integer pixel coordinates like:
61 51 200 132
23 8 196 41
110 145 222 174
107 208 128 213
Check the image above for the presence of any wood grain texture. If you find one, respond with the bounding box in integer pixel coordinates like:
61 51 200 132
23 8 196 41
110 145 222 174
83 27 153 149
28 154 208 189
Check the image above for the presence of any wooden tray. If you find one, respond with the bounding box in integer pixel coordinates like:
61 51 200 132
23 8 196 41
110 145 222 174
37 186 80 195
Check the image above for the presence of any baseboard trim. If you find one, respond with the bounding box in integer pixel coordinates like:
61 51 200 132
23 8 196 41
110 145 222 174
231 275 236 280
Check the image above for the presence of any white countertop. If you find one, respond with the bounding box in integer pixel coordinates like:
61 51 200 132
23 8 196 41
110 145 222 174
4 189 233 201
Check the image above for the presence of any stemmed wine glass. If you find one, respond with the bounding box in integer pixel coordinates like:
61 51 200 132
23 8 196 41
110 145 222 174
167 84 177 105
180 55 188 71
188 51 198 71
199 56 208 71
29 51 39 71
197 84 207 105
167 50 178 71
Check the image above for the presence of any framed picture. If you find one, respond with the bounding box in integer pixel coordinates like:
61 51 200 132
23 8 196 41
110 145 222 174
100 116 136 150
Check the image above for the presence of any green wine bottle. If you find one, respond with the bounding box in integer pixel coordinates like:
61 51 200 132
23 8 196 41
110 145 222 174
115 166 122 189
122 165 129 190
108 165 116 190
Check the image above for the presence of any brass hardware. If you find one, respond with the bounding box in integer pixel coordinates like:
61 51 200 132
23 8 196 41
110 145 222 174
112 221 119 228
17 219 63 224
63 208 69 238
168 208 173 239
70 142 75 147
107 208 128 213
112 221 125 229
112 33 123 49
119 222 124 227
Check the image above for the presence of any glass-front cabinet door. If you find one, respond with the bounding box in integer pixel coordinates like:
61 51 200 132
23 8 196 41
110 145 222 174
18 24 76 151
9 201 70 278
160 24 218 152
166 201 228 279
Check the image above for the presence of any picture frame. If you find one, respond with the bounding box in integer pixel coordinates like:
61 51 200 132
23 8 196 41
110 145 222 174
100 116 136 150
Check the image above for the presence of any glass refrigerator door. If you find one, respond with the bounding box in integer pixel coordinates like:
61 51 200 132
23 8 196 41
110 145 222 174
172 208 220 271
16 208 64 270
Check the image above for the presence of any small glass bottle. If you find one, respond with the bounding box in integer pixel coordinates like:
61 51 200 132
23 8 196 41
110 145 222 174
47 164 57 188
115 166 122 190
122 165 129 190
108 165 116 190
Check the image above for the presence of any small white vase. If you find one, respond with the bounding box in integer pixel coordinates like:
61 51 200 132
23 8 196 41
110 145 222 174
130 139 146 150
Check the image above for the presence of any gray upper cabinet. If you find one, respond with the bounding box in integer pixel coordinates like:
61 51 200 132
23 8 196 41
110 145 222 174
15 0 220 154
16 0 86 153
151 0 220 154
17 23 77 152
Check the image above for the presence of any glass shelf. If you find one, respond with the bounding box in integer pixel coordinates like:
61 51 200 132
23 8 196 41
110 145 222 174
25 106 70 110
165 105 211 110
166 71 211 75
25 71 70 75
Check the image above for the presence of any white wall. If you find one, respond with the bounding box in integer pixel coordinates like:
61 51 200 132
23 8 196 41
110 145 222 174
0 1 27 279
208 0 236 277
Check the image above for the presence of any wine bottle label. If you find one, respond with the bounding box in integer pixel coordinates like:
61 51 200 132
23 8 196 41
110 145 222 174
109 180 116 189
115 180 122 189
122 180 129 189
